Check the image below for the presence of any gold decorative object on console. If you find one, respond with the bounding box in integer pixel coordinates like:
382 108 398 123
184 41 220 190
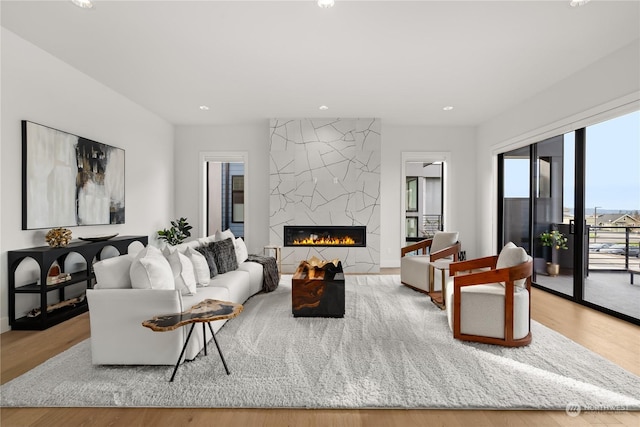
45 228 72 248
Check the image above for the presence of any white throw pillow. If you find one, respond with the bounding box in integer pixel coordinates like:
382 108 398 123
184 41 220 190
163 247 197 295
93 254 133 289
129 246 174 290
174 240 200 254
185 246 211 287
197 235 216 246
234 237 248 264
215 229 235 242
496 242 529 288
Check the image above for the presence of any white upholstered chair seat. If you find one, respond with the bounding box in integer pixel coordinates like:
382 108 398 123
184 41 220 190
445 282 530 340
400 255 431 292
446 244 533 347
400 231 460 295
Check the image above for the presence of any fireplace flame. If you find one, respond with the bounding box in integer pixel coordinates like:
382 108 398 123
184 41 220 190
293 236 356 246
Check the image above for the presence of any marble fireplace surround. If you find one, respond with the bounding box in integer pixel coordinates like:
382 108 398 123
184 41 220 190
269 118 381 273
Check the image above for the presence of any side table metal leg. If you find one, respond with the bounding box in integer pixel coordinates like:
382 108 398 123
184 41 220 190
169 323 196 382
207 322 230 375
203 322 207 356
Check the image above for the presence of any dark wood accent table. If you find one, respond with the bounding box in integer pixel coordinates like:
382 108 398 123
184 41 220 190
8 235 148 330
292 258 345 318
142 299 243 382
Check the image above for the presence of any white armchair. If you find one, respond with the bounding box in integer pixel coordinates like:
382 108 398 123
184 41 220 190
400 231 460 307
446 242 533 347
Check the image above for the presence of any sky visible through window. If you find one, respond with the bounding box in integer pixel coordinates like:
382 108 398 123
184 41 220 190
504 110 640 214
568 110 639 213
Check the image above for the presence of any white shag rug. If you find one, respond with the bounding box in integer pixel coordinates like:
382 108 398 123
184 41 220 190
2 275 639 409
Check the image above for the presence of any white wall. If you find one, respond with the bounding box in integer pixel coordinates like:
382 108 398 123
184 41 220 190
476 39 640 257
175 122 478 269
380 126 477 267
0 28 175 332
175 120 476 267
174 123 271 255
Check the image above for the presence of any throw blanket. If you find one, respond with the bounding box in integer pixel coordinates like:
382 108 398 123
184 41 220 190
246 254 279 292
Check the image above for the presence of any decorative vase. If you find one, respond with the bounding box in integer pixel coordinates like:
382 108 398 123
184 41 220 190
546 262 560 276
45 228 72 248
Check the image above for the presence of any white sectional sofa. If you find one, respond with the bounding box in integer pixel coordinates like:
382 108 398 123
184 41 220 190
86 232 264 365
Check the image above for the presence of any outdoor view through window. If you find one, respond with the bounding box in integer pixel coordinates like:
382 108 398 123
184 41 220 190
502 110 639 322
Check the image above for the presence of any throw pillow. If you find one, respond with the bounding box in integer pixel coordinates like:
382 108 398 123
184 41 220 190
163 247 197 295
234 237 248 264
129 246 174 290
93 254 133 289
215 229 235 242
185 246 211 286
496 242 529 289
195 244 219 278
210 238 238 274
198 235 216 247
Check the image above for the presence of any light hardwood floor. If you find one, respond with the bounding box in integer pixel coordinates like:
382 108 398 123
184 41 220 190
2 282 639 427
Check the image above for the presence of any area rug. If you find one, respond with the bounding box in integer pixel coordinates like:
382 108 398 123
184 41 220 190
2 275 639 409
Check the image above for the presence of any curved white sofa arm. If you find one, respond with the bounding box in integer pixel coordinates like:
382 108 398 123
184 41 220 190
86 289 188 365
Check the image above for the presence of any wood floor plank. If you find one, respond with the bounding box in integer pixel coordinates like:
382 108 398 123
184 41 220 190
2 278 639 427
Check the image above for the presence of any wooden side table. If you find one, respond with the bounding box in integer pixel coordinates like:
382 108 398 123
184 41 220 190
292 258 345 318
263 245 282 276
142 299 243 382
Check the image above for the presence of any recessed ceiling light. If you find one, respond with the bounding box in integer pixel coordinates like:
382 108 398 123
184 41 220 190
71 0 94 9
443 106 454 111
199 105 210 111
319 105 329 110
317 0 335 8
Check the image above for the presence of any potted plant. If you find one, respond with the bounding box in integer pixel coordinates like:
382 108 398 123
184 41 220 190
157 217 192 246
539 230 568 276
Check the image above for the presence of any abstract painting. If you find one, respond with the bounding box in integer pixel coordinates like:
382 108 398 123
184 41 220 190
22 121 125 229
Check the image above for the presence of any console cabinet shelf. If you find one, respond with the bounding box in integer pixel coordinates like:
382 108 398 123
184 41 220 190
8 235 148 330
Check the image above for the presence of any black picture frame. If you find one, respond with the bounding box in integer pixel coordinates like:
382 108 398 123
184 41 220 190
22 120 125 230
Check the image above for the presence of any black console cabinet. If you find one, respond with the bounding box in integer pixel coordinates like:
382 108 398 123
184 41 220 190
8 235 148 330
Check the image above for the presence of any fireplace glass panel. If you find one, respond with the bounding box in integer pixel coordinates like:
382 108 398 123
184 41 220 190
284 226 366 247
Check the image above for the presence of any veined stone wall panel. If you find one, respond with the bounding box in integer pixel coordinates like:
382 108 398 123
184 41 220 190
270 118 381 273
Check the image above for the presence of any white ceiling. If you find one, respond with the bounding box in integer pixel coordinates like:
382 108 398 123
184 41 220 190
2 0 639 126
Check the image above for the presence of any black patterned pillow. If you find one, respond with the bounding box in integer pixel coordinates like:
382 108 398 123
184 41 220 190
195 245 218 278
210 238 238 274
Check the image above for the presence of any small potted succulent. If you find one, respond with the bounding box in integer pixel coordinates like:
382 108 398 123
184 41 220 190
540 230 567 276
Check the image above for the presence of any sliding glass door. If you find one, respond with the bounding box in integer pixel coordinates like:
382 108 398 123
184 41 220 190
500 146 530 251
532 134 576 297
583 112 640 319
498 110 639 324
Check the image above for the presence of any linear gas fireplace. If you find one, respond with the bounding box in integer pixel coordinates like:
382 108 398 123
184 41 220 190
284 225 366 247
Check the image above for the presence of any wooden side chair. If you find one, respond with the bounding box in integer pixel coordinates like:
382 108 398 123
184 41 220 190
446 242 533 347
400 231 460 308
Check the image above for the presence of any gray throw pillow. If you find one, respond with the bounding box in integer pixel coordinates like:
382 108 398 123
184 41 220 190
210 238 238 274
195 245 218 278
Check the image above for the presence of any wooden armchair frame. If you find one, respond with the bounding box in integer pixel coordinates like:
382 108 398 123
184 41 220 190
401 238 461 304
448 256 533 347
